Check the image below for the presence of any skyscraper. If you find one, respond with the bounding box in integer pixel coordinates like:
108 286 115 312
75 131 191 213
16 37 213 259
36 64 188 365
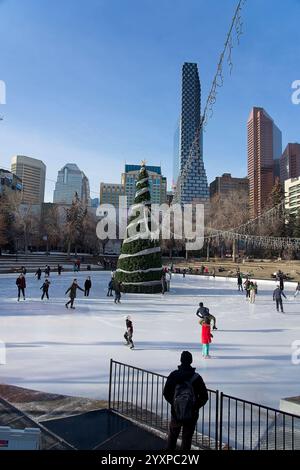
280 143 300 183
11 155 46 205
174 62 209 204
247 107 282 218
122 164 167 206
53 163 90 206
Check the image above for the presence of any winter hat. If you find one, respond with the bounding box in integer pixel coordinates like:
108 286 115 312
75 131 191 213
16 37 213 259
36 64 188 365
180 351 193 365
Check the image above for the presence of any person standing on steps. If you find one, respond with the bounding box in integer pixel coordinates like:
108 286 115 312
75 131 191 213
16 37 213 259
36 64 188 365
273 285 287 313
124 315 134 349
40 279 51 300
16 273 26 301
35 267 42 281
196 302 218 330
65 279 84 309
84 276 92 297
163 351 208 451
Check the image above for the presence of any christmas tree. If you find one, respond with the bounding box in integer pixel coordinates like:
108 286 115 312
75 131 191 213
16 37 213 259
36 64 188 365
115 162 163 293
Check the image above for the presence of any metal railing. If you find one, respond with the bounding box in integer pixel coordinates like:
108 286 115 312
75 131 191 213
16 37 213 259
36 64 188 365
109 359 219 450
219 393 300 450
108 360 300 450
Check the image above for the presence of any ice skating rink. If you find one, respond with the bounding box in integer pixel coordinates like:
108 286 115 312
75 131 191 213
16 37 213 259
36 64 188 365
0 271 299 408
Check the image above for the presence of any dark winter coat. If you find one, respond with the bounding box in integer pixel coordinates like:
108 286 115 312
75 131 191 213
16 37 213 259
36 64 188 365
84 279 92 290
237 274 243 285
196 306 209 318
65 283 84 299
273 288 287 301
126 319 133 334
114 281 121 294
16 277 26 289
108 280 113 289
41 281 50 292
163 365 208 418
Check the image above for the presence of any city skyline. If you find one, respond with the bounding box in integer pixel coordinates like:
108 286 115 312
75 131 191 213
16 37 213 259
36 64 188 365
0 0 299 202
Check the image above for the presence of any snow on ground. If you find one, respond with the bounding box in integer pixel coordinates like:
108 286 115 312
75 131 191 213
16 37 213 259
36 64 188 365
0 271 300 409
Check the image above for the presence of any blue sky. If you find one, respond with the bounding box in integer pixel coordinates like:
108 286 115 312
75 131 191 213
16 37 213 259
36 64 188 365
0 0 299 201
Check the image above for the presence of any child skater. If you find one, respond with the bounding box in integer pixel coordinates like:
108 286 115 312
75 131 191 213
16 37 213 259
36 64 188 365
124 315 134 349
200 317 213 359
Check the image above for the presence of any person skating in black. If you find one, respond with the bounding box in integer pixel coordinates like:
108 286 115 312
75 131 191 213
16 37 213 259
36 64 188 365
237 273 243 291
65 279 84 309
35 268 42 281
107 279 114 297
196 302 217 330
163 351 208 451
114 280 122 303
84 276 92 296
124 315 134 349
40 279 51 300
273 285 287 313
244 278 251 299
16 274 26 301
45 265 51 277
57 264 63 275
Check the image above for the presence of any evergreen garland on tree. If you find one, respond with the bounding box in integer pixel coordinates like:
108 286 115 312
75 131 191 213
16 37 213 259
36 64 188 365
115 162 163 293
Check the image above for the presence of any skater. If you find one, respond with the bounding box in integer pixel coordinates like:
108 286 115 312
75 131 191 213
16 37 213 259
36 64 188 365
65 279 84 309
45 265 50 277
182 268 186 278
124 315 134 349
294 281 300 298
196 302 217 330
163 351 208 451
237 272 243 291
21 266 27 275
254 281 258 295
249 282 256 304
114 280 122 303
161 272 167 294
40 279 50 300
35 267 42 281
107 279 114 297
16 274 26 301
273 285 287 313
200 317 213 358
57 264 63 275
84 276 92 296
279 273 284 291
244 278 251 299
166 270 171 292
212 268 216 278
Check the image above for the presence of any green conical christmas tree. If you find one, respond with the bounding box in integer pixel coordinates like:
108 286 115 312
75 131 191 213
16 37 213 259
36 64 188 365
115 162 163 293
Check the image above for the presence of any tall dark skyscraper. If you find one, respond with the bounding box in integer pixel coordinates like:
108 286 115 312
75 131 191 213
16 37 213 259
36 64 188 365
173 62 209 204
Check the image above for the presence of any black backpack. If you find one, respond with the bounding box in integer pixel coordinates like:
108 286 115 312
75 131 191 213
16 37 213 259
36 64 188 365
173 373 199 423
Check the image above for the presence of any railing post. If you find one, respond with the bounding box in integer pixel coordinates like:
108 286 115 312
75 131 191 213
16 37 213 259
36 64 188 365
215 390 219 451
108 358 113 410
219 392 223 450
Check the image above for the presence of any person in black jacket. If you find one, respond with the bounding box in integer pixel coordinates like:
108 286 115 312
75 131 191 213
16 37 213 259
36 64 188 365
273 285 287 313
40 279 51 300
163 351 208 451
84 276 92 296
65 279 84 309
35 268 42 280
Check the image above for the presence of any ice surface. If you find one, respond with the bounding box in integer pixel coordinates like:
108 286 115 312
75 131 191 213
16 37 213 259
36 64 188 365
0 271 299 409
